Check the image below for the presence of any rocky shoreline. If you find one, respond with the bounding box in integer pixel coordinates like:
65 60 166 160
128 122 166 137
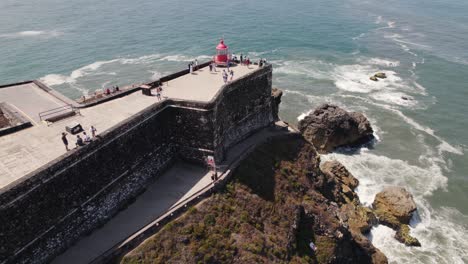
121 102 420 263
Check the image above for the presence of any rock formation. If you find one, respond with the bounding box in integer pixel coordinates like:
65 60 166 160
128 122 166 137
320 161 387 263
373 187 421 246
298 104 374 153
374 73 387 79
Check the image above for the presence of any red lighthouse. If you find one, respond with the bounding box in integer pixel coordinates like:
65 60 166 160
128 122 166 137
214 39 231 66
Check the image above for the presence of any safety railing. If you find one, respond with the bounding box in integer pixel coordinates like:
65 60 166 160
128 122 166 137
38 104 80 124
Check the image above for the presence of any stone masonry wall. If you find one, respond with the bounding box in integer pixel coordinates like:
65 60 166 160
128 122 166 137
213 65 273 160
0 65 274 264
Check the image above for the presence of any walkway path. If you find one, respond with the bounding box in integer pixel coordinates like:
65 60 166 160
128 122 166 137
53 122 296 264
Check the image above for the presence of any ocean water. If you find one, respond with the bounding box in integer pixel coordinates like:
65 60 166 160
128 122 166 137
1 0 467 263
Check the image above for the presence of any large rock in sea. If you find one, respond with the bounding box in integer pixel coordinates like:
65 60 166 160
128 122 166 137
298 104 374 153
373 187 421 246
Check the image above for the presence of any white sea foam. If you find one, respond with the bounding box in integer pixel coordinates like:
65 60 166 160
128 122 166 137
149 70 162 81
273 60 333 80
365 58 400 67
352 33 366 41
0 30 62 38
335 94 462 156
40 59 119 86
120 54 162 64
160 54 211 62
332 64 403 93
247 49 278 57
375 16 384 24
322 150 447 203
370 203 468 263
297 111 311 121
370 92 417 107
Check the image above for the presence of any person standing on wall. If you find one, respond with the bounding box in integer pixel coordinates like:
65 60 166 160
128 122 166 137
222 70 228 84
61 132 69 151
90 125 97 138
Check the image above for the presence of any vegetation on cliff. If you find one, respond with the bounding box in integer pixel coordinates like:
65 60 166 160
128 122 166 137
121 134 386 263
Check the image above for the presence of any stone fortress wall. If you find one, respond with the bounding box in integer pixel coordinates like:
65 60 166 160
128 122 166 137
0 64 274 264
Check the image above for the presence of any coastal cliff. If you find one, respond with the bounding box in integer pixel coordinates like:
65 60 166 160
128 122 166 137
121 132 387 263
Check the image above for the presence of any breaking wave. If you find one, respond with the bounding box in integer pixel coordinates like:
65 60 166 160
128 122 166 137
160 54 211 62
40 53 211 88
0 30 63 38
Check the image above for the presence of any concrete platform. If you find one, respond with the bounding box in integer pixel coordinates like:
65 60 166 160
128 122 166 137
0 82 68 125
0 92 157 188
0 64 258 189
161 64 257 102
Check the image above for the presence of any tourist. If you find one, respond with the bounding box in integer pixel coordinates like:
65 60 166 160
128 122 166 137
90 125 97 138
222 70 228 84
156 88 162 101
240 54 243 64
209 63 213 72
115 85 120 92
259 59 263 67
61 132 69 151
189 63 194 74
212 62 217 72
230 69 234 81
105 88 111 95
75 135 85 147
195 59 198 68
83 132 91 143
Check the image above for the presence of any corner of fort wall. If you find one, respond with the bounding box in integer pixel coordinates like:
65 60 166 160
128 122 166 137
0 65 274 264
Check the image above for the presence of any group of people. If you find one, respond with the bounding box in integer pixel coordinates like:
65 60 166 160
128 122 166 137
105 85 120 95
61 125 97 151
188 59 198 74
209 61 217 72
222 69 234 83
239 54 251 66
258 58 267 67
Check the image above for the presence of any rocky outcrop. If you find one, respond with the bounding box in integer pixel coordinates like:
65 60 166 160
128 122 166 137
373 187 421 246
320 161 387 263
374 73 387 79
320 161 359 205
271 88 283 121
298 104 374 153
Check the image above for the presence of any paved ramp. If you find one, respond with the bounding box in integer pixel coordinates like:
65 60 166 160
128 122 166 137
0 82 68 124
52 162 211 264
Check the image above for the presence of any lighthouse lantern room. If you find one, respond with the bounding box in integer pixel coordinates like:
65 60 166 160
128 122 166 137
214 39 231 66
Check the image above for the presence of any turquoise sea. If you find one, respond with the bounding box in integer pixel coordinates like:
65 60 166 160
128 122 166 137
1 0 467 263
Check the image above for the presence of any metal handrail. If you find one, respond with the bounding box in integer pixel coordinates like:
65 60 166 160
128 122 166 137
38 104 77 121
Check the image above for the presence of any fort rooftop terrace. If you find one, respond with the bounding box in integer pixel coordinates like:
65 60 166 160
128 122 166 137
0 63 257 189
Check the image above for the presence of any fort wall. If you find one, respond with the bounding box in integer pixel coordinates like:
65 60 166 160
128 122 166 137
0 65 274 264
